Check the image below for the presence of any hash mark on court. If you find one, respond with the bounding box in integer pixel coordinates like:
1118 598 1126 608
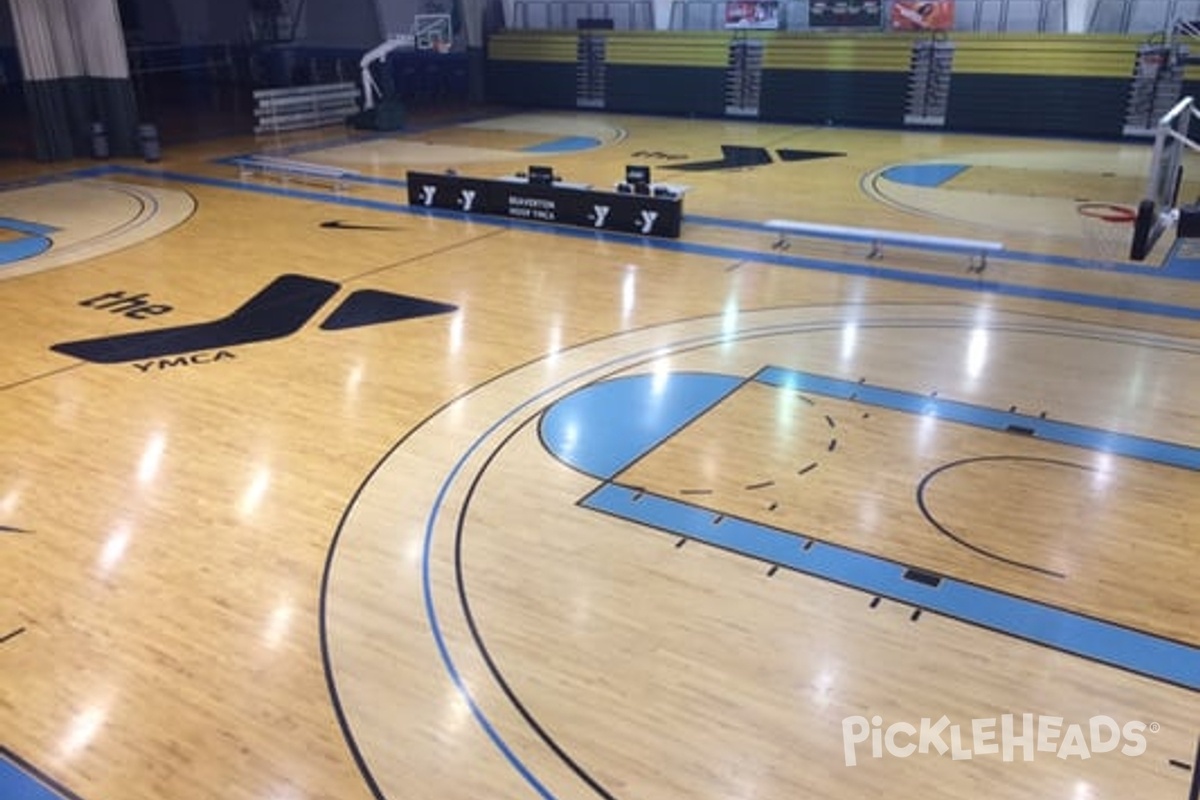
745 480 774 490
0 627 26 644
680 488 713 496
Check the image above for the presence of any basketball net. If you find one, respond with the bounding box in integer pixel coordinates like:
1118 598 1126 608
1076 203 1138 263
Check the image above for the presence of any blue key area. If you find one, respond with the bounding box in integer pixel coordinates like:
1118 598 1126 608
879 163 970 188
536 367 1200 688
539 372 742 479
754 366 1200 471
0 217 55 265
521 136 602 153
0 750 71 800
583 482 1200 690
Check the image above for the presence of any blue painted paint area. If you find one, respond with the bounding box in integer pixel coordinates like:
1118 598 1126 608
0 751 70 800
583 482 1200 689
522 136 602 153
0 217 55 265
0 234 51 264
754 366 1200 470
880 163 970 188
539 373 743 479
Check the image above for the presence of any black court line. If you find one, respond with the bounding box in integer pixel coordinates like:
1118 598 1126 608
903 568 942 588
0 627 26 644
1190 736 1200 800
916 456 1072 579
744 480 774 491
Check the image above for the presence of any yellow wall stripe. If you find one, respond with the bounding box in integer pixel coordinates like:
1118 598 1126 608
488 31 1144 78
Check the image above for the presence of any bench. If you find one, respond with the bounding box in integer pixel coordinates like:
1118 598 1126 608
252 82 361 135
232 154 361 192
764 218 1005 273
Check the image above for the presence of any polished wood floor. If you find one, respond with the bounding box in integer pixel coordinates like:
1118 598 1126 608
2 109 1199 800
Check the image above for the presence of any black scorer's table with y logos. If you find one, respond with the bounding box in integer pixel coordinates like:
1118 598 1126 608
405 170 684 238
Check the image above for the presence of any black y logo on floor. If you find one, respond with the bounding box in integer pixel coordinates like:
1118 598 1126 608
51 274 457 364
669 145 846 172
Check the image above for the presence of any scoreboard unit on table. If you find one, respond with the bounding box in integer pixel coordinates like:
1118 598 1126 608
405 168 684 239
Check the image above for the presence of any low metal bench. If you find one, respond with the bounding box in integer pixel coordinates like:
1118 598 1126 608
765 218 1005 272
232 155 360 192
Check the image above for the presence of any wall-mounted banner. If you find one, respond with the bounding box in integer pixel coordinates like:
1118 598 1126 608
724 1 781 29
808 0 882 28
890 0 954 30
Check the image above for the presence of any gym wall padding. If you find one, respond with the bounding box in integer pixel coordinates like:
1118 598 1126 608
485 30 1145 138
759 36 912 125
605 34 729 115
487 32 578 106
945 35 1136 137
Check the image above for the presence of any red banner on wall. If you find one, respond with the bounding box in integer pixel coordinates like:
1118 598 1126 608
890 0 954 30
724 0 781 29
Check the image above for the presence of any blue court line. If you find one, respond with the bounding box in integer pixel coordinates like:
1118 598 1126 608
880 163 970 188
583 482 1200 690
49 165 1200 324
754 366 1200 470
0 749 72 800
1163 238 1200 279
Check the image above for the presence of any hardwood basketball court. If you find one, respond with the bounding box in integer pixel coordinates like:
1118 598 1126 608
1 110 1199 800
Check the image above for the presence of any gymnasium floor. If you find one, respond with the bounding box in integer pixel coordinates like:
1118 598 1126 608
1 109 1199 800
